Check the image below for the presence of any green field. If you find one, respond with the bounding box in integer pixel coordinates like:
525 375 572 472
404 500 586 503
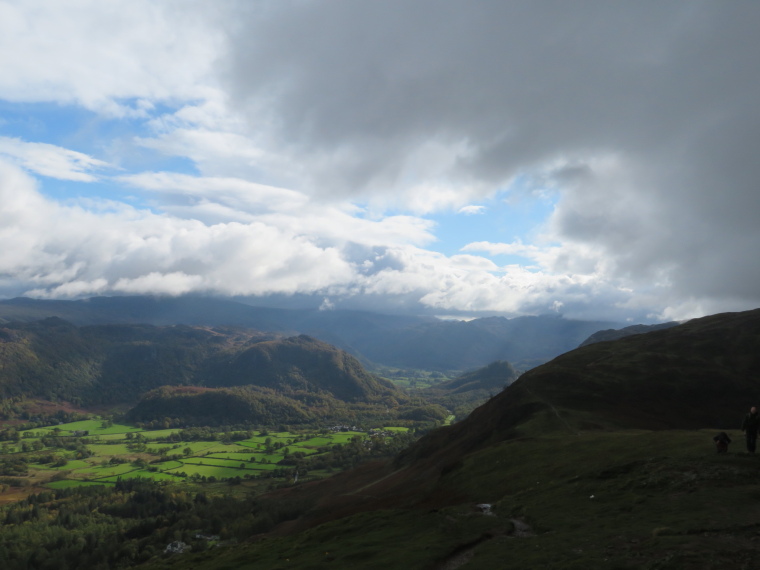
203 452 257 460
96 470 179 483
46 480 113 489
182 457 252 468
22 420 142 437
328 432 365 444
1 418 410 493
166 463 255 479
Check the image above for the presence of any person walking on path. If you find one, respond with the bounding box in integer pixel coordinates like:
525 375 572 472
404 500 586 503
741 406 760 453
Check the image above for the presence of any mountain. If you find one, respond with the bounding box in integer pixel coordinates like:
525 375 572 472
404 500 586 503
207 335 401 402
400 308 760 466
143 308 760 569
0 320 407 417
578 320 681 347
0 296 623 371
126 386 318 426
353 314 620 371
422 360 520 418
428 360 520 395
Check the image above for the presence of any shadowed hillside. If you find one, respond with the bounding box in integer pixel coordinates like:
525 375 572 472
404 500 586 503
579 320 681 347
0 321 407 418
422 360 521 418
397 308 760 471
139 308 760 570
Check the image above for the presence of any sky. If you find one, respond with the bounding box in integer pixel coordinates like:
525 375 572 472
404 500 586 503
1 1 759 323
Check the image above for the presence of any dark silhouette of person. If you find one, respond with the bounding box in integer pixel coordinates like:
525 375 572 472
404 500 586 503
713 431 731 454
741 406 759 453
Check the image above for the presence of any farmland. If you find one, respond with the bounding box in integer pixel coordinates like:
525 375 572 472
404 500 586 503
0 418 411 500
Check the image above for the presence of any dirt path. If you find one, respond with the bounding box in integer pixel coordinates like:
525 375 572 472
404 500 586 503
434 518 535 570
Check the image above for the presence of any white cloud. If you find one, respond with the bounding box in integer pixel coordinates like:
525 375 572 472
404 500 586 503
0 160 354 297
0 136 111 181
118 171 309 214
458 205 485 215
0 157 644 319
0 0 225 114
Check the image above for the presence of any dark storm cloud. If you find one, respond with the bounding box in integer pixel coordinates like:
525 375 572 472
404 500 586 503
224 1 760 313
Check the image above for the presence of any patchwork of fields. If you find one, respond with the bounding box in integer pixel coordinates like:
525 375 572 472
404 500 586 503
0 418 407 493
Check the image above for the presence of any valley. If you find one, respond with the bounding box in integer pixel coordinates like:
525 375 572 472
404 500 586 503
1 303 760 568
0 418 412 499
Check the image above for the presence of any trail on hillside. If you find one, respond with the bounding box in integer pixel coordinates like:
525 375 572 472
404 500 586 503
344 467 405 497
434 518 535 570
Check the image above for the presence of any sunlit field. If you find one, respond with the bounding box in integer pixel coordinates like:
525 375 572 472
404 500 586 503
0 418 410 497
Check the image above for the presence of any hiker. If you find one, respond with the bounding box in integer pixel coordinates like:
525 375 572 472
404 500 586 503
741 406 760 453
713 432 731 454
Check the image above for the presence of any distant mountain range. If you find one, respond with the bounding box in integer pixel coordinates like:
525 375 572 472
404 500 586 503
578 320 681 346
0 296 623 372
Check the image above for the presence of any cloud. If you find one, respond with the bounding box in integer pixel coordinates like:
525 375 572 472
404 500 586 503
3 2 760 322
0 0 225 114
220 1 760 316
118 171 309 216
457 205 485 216
0 136 111 181
0 160 354 298
0 157 642 319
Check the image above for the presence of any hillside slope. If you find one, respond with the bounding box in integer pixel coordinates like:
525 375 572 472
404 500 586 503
398 308 760 470
422 360 521 417
0 321 406 414
209 335 400 402
143 308 760 570
579 320 681 347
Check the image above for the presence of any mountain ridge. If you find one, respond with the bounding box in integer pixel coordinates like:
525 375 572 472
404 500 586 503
0 320 407 414
0 295 624 371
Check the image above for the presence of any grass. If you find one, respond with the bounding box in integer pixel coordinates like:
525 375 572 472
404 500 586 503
96 470 179 483
86 443 138 455
328 432 365 444
165 464 256 479
181 457 253 468
282 445 320 455
46 480 113 489
295 436 332 447
141 427 760 570
1 418 412 500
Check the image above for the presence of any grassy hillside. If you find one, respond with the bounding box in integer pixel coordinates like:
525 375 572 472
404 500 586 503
578 321 680 347
137 308 760 569
144 430 760 570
